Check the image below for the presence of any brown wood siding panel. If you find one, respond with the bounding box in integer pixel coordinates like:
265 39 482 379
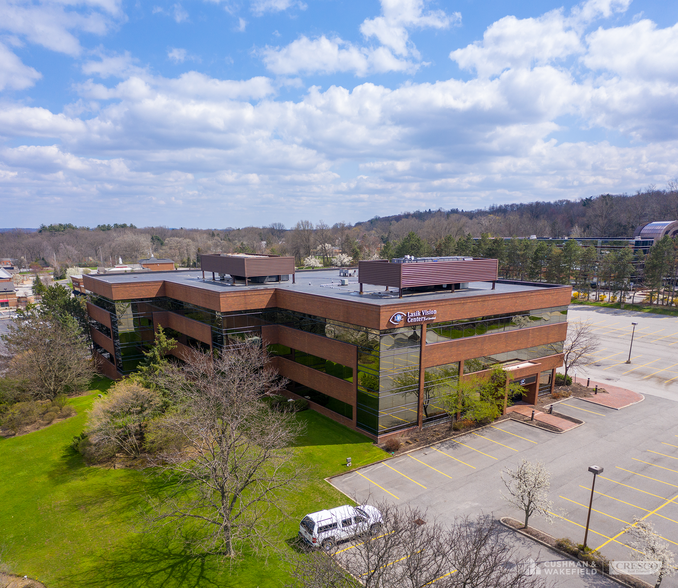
201 254 295 278
90 327 115 356
400 259 498 287
378 286 571 330
274 290 381 329
262 325 357 369
153 311 212 345
358 261 402 288
110 281 167 300
217 289 278 312
271 357 355 405
142 262 175 271
86 301 112 328
93 351 121 380
423 323 568 368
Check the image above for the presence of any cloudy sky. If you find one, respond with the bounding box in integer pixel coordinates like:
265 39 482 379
1 0 677 229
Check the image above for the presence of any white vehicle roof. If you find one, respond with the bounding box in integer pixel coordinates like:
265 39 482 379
305 504 378 523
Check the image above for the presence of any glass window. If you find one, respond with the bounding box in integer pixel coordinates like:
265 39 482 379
464 342 564 374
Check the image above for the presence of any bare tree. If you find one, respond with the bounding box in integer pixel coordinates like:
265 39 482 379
1 310 94 400
147 344 302 558
290 505 544 588
559 320 600 380
624 518 676 588
501 460 553 529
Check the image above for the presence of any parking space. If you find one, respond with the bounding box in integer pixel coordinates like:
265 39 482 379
332 419 553 504
330 392 678 586
552 397 613 421
567 307 678 401
551 433 678 567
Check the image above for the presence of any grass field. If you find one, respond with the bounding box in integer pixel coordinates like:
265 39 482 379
571 299 678 316
0 381 385 587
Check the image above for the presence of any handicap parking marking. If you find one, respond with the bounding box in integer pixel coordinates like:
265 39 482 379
430 446 475 469
355 470 400 500
407 454 454 480
383 462 427 489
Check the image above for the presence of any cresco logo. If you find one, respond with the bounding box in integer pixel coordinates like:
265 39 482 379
389 312 405 325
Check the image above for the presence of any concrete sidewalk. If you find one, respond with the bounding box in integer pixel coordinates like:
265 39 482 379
505 405 581 432
578 380 644 410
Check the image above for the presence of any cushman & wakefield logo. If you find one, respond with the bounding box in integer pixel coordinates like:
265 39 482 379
389 309 437 325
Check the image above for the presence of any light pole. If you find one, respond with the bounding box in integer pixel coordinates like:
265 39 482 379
583 465 604 550
625 322 638 364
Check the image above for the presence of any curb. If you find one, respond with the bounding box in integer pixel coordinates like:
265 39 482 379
498 517 650 588
577 394 645 412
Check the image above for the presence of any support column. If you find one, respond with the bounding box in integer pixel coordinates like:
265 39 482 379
417 323 427 428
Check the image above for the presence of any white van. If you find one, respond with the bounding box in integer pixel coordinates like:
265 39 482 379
298 504 383 550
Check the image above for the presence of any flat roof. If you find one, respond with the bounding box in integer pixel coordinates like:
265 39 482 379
87 268 566 307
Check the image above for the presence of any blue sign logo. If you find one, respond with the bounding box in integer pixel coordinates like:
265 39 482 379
389 312 405 325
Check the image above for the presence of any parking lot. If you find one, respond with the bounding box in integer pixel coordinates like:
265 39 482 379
330 394 678 587
568 306 678 402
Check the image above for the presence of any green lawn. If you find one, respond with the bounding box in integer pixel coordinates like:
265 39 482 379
0 384 385 587
571 299 678 317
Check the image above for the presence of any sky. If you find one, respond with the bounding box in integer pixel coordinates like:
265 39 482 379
1 0 678 229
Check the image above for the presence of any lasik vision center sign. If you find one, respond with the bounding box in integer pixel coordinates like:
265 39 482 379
389 309 437 325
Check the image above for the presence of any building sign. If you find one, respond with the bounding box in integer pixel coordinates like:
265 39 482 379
389 309 437 325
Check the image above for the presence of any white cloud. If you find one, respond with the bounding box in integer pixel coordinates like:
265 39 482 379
236 17 246 32
450 10 582 78
262 35 418 77
251 0 306 16
0 41 42 90
262 0 457 76
172 2 188 22
152 3 189 23
361 0 460 57
82 50 146 78
168 48 187 63
584 20 678 83
0 0 122 56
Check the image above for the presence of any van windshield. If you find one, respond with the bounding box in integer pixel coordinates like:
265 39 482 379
301 517 315 533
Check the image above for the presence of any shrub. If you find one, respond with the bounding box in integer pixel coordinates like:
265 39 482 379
59 405 75 418
52 394 68 409
292 398 309 412
41 408 60 424
1 401 41 433
383 437 401 453
85 381 163 459
555 373 572 386
571 291 579 299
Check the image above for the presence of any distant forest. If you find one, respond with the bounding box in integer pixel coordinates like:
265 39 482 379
2 188 678 273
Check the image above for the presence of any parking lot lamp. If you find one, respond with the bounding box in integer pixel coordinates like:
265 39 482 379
583 465 604 549
625 322 638 364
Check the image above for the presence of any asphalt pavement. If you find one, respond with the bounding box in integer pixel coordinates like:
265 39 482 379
567 305 678 403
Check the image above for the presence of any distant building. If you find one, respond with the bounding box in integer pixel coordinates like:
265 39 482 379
139 258 176 271
0 281 17 309
0 258 15 270
634 220 678 242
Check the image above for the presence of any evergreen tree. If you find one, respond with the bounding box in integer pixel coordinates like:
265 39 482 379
394 232 431 258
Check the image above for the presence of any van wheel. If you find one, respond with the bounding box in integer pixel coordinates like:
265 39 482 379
321 538 336 551
369 523 382 535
